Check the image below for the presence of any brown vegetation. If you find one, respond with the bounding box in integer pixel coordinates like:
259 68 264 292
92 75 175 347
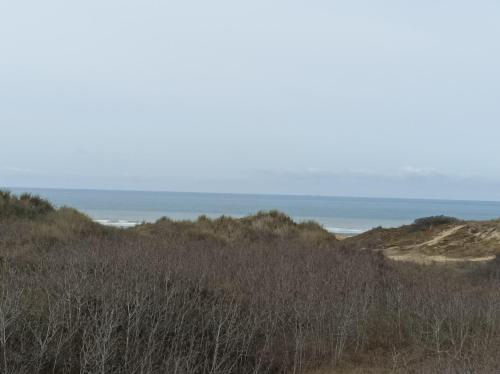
344 216 500 262
1 192 500 373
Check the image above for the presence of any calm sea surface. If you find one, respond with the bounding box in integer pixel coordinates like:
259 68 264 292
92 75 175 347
8 188 500 235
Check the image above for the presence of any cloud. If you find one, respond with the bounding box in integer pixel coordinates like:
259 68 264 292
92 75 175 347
399 166 441 177
259 166 445 180
1 166 38 174
235 167 500 201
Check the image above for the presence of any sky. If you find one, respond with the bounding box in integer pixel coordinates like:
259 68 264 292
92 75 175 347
1 0 499 200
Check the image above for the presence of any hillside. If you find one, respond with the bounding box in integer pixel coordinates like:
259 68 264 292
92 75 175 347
3 192 500 373
344 216 500 263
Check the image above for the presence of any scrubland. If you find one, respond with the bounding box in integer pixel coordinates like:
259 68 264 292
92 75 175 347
1 191 500 373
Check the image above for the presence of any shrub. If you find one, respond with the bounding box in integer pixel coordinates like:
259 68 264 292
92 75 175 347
411 215 461 231
0 190 54 219
1 199 500 373
136 210 338 247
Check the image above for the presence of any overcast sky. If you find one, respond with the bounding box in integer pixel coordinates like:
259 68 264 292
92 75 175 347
1 0 499 200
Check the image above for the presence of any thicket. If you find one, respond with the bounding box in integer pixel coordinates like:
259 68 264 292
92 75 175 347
411 215 462 231
0 193 499 373
0 190 54 219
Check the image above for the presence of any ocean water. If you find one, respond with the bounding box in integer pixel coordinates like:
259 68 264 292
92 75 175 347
8 187 500 235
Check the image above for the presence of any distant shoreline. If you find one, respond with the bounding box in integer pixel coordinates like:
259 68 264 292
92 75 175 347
92 217 366 236
5 186 500 237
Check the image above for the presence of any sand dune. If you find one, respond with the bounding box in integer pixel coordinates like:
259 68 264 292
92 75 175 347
345 219 500 263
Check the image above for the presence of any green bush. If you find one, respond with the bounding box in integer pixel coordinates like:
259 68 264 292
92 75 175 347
411 215 461 230
0 190 55 219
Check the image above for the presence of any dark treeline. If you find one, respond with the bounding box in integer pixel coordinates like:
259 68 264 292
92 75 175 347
1 192 500 373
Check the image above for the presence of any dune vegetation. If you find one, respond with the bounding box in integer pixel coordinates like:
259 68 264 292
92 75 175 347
1 192 500 373
345 215 500 263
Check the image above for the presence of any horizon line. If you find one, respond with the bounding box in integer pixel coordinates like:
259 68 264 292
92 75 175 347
4 185 500 204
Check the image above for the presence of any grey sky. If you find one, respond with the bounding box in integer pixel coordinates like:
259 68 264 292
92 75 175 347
1 0 499 200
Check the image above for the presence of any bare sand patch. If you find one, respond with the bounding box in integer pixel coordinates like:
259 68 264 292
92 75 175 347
417 225 466 248
386 252 495 264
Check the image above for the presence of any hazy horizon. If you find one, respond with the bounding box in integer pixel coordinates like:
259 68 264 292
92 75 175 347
2 1 499 200
6 185 500 204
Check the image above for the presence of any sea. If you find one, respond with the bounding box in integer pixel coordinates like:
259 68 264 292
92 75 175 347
7 187 500 236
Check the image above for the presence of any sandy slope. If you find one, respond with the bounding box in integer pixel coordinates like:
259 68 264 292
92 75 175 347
344 220 500 263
